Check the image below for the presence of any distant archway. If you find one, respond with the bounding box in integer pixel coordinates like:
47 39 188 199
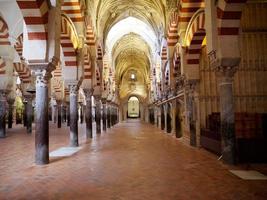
127 96 140 118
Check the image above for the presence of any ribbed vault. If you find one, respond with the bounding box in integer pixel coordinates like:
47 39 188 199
87 0 166 41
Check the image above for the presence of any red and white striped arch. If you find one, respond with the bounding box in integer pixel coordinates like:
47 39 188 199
14 34 23 59
97 45 103 61
85 18 96 46
0 57 6 75
61 16 78 68
0 16 10 46
16 0 48 60
62 0 83 22
84 51 92 79
179 0 205 29
53 64 62 78
52 78 63 95
186 10 205 67
161 47 167 61
167 12 179 46
217 0 247 36
13 63 31 84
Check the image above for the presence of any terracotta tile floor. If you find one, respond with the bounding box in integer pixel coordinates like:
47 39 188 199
0 119 267 200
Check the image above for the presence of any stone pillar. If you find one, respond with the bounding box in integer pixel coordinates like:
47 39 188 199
79 103 84 124
23 101 27 127
95 96 102 134
53 104 57 123
25 95 33 134
0 90 7 138
107 106 111 128
7 99 15 129
185 80 198 147
84 89 93 139
66 104 70 126
216 65 237 164
69 84 79 147
34 67 53 165
57 100 62 128
102 98 107 131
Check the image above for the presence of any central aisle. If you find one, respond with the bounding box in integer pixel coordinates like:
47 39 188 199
0 120 267 200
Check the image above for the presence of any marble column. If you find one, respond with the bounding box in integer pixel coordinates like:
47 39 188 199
66 104 70 126
95 96 102 134
69 84 79 147
107 106 111 128
57 100 62 128
25 95 33 134
34 68 52 165
84 89 93 139
79 103 84 124
102 99 107 131
7 99 15 129
216 65 237 164
23 101 27 127
0 90 7 138
185 80 198 147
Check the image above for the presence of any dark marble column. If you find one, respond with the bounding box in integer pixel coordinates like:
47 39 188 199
57 100 62 128
7 99 15 129
107 106 111 128
216 65 237 164
79 103 84 124
34 67 53 165
23 101 27 127
0 90 7 138
102 99 107 131
66 104 70 126
25 95 33 134
185 80 198 147
69 84 79 147
95 96 102 134
84 89 93 139
53 104 57 123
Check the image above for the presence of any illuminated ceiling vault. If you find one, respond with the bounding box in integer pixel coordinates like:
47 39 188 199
88 0 167 101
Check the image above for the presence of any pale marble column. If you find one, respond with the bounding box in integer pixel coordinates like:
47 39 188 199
69 84 79 147
0 90 7 138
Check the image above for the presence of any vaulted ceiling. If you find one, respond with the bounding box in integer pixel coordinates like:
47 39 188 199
87 0 168 101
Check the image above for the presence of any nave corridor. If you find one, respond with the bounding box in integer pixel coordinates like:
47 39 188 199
0 121 267 200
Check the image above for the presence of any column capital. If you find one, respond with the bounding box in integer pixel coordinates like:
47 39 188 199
23 94 33 101
212 57 239 78
0 90 7 101
84 88 94 99
184 79 199 95
101 98 107 104
67 81 79 96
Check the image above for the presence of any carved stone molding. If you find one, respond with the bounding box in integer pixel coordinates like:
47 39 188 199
0 90 7 101
69 84 79 96
84 88 94 100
